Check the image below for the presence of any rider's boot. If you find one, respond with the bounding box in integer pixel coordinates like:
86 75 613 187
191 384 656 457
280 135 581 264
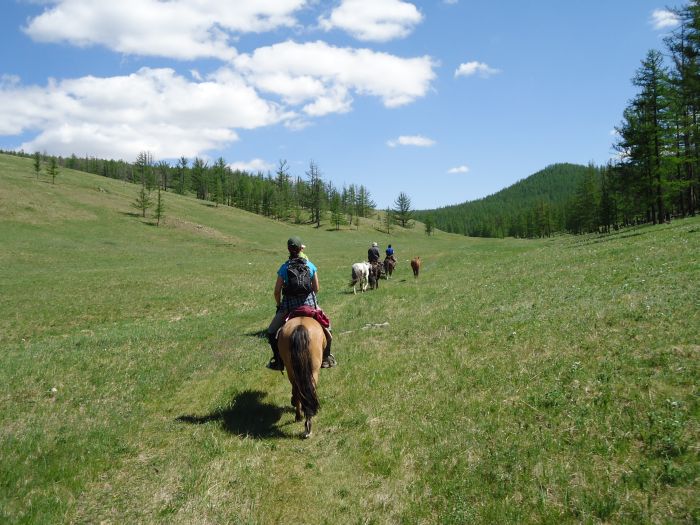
321 336 336 368
266 333 284 371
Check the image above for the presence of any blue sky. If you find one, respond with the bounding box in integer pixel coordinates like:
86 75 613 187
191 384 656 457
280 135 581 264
0 0 682 209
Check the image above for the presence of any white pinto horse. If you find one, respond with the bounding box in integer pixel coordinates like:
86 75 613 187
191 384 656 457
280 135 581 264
350 262 370 294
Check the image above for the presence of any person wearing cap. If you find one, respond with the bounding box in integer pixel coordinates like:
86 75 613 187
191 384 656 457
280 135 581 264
367 241 380 263
265 236 335 370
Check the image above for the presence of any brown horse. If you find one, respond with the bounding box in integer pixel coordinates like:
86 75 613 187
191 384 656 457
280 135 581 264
410 256 421 277
368 261 382 289
383 256 396 279
277 316 325 438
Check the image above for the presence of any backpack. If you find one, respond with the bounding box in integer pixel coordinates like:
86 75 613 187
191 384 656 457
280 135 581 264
285 257 312 296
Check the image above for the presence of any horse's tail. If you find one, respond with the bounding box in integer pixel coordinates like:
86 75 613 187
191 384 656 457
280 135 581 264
290 324 320 418
350 267 358 286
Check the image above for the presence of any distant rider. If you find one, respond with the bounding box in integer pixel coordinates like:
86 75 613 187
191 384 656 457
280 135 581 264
385 244 395 262
368 241 380 263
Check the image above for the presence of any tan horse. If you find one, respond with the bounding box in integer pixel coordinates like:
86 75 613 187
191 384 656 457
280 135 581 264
277 316 325 438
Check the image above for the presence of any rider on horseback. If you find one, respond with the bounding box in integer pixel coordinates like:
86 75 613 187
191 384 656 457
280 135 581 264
266 236 335 371
385 244 396 263
368 241 380 263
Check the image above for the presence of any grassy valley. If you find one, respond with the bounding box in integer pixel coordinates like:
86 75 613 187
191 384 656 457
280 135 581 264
1 153 698 524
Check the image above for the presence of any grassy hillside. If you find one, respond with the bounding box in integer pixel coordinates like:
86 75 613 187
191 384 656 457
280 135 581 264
1 153 698 524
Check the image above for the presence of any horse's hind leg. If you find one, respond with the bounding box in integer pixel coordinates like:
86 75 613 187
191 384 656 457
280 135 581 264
292 385 303 421
302 417 312 439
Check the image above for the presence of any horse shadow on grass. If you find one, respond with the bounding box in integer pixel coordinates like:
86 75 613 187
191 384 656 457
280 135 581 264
176 389 288 439
246 329 268 339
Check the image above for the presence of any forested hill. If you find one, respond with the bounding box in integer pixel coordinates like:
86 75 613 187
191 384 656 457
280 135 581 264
415 163 591 238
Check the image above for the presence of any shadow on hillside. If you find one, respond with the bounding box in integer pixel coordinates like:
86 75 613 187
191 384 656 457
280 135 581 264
176 390 287 439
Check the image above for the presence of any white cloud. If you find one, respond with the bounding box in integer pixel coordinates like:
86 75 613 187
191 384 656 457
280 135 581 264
650 9 680 30
228 158 275 173
233 40 435 110
0 68 288 159
387 135 435 147
0 41 435 159
447 165 469 173
319 0 422 42
455 61 501 78
23 0 306 60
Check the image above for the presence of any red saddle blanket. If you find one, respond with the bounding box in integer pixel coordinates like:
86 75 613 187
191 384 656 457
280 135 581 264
285 305 331 328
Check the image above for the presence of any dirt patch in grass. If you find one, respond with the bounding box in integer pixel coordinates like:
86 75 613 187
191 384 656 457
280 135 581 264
165 217 241 244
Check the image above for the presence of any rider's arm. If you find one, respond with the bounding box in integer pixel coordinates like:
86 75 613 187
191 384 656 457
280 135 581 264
274 276 283 307
312 273 319 293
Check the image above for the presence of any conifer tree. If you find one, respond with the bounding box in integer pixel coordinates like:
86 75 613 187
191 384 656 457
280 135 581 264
306 160 325 228
47 157 59 184
275 160 292 220
33 152 41 179
154 185 165 226
383 207 393 234
330 191 345 230
567 165 600 233
393 192 414 227
424 214 435 235
175 156 189 195
191 157 208 200
132 186 152 218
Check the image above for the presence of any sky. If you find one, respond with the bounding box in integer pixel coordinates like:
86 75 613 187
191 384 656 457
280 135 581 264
0 0 683 210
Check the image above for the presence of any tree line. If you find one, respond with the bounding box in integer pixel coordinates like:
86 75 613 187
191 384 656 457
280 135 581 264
2 149 384 228
414 163 591 238
601 1 700 230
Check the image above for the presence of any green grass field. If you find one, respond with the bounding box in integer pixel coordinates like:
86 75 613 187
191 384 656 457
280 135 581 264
1 153 698 524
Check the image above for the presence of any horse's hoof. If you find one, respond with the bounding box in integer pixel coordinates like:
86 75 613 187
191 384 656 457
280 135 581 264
302 431 312 439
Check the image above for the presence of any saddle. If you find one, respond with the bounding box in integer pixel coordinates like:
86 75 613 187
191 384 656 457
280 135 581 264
280 305 333 343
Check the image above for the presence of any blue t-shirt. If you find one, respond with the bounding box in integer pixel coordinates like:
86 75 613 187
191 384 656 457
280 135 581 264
278 259 317 284
386 247 394 256
277 258 318 309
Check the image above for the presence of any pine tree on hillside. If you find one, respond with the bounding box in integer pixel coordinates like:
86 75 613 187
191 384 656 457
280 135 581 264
356 185 376 218
175 156 189 195
132 186 152 218
47 157 59 184
567 165 600 234
306 160 325 228
33 152 41 179
191 157 208 200
275 160 292 221
154 185 165 226
330 191 345 230
424 214 435 236
156 161 169 191
665 2 700 216
393 192 413 227
383 207 394 234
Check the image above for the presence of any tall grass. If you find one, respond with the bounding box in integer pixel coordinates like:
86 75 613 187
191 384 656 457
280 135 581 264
1 154 698 524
